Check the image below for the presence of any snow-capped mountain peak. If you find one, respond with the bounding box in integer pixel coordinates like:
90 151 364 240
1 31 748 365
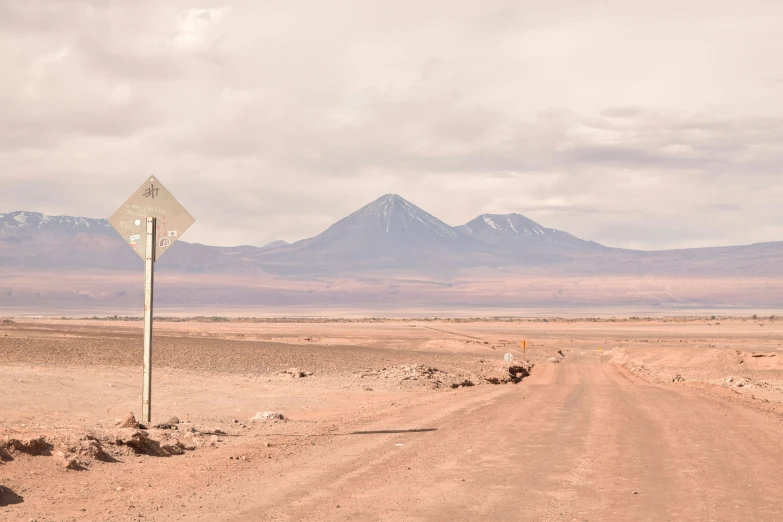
461 213 551 237
0 211 113 237
457 213 599 250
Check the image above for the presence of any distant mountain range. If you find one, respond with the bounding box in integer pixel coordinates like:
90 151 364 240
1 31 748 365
2 196 782 311
2 195 781 276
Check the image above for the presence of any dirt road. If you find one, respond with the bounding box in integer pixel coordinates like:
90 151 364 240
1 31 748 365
234 353 783 521
3 319 783 521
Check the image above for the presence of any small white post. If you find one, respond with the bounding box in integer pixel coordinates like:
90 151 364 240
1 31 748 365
142 216 156 425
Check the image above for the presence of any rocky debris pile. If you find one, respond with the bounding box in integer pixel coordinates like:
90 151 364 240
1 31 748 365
508 364 533 383
1 418 231 471
251 411 285 422
57 434 114 471
71 435 112 461
484 362 534 384
721 376 755 389
355 362 536 389
398 365 441 381
109 429 189 457
672 374 685 383
354 364 453 389
1 436 53 458
153 422 179 430
672 374 783 396
718 376 780 391
280 368 312 378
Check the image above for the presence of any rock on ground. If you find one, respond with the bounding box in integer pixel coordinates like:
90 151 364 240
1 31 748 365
118 412 140 429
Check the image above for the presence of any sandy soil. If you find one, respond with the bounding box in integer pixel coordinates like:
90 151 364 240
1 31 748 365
4 266 783 313
1 318 783 521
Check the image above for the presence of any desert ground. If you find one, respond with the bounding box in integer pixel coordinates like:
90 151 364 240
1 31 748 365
4 268 783 312
2 317 783 521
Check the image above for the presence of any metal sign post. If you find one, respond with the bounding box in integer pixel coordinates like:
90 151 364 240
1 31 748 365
520 340 528 361
142 217 156 424
109 176 193 425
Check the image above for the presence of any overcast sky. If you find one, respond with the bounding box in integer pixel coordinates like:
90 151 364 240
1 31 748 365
1 0 781 250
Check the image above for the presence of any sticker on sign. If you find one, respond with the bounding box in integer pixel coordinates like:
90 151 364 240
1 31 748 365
108 176 194 262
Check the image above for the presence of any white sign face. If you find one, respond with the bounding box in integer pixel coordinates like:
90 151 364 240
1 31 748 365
108 176 194 261
504 353 513 363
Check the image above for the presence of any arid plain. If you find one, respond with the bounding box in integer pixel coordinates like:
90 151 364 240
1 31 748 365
2 317 783 521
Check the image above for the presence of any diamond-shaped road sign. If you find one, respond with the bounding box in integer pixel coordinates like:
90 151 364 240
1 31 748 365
108 176 194 261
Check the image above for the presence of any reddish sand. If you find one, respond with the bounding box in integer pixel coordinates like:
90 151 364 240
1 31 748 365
1 318 783 521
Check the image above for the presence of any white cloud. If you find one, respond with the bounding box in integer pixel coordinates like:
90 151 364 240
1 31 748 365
171 7 232 50
0 0 781 249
